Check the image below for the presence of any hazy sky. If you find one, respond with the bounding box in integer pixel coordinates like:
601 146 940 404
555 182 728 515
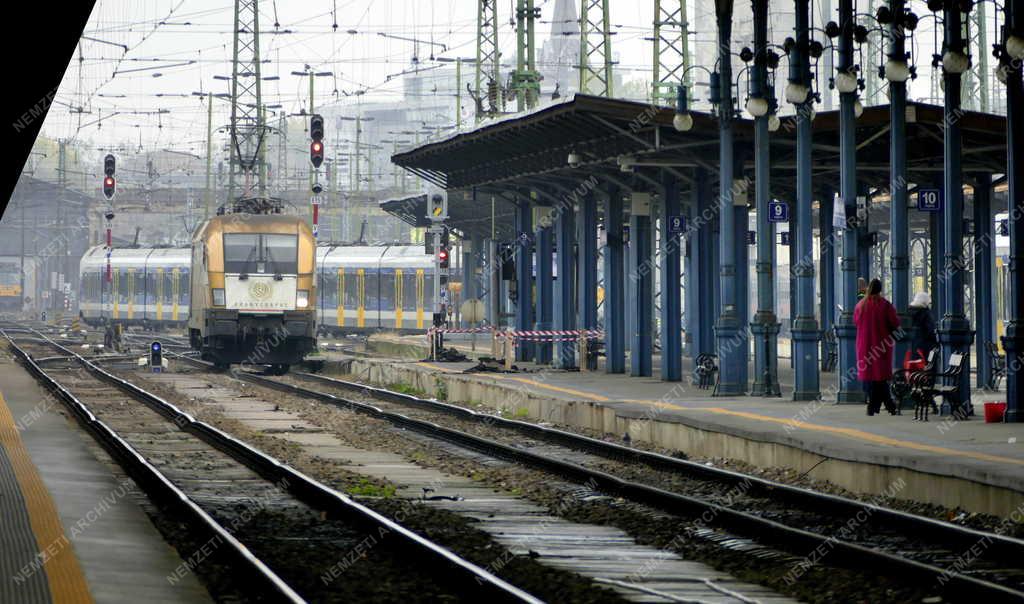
39 0 990 156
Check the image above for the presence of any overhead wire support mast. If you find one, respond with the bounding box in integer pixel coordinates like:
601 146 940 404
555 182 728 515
228 0 271 213
475 0 502 121
579 0 614 97
651 0 690 104
512 0 541 110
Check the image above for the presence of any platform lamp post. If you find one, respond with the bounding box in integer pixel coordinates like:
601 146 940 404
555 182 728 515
744 0 783 397
874 0 921 380
999 0 1024 421
930 0 975 416
708 0 748 396
822 0 868 403
787 0 823 401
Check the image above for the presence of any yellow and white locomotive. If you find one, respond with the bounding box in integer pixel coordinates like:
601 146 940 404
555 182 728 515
188 213 317 372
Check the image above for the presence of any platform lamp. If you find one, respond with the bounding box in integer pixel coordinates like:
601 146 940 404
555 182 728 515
739 44 782 121
924 1 973 75
673 64 718 132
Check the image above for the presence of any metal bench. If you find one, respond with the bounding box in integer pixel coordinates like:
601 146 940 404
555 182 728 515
694 353 720 395
909 351 967 421
891 348 937 415
985 340 1007 391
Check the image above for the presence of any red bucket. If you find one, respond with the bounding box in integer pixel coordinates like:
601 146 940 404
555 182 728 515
984 401 1008 423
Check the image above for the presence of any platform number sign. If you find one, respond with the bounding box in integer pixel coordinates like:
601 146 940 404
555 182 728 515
668 215 686 234
746 230 756 245
917 188 942 212
780 232 792 246
768 201 789 223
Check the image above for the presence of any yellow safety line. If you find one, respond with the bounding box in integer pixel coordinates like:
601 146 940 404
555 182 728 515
0 392 93 603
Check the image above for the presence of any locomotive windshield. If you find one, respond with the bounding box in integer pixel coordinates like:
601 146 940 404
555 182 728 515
223 233 298 274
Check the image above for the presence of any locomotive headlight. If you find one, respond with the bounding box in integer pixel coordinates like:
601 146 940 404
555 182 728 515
212 288 225 306
296 289 309 308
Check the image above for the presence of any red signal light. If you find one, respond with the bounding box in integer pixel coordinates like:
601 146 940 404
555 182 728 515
310 141 324 168
438 247 450 269
102 176 116 200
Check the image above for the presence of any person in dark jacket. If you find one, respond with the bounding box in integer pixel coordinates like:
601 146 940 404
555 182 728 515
908 291 938 363
854 279 901 416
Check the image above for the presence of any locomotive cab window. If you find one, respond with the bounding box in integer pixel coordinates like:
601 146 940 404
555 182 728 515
223 233 298 275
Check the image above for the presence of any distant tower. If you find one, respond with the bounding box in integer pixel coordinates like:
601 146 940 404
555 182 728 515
539 0 580 96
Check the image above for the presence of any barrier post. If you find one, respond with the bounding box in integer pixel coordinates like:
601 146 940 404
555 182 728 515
579 332 589 372
504 335 514 370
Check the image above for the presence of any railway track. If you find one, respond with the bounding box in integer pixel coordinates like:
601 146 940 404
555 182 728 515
2 329 539 604
160 353 1024 603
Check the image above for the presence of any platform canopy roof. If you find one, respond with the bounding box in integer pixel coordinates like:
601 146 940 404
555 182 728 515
390 94 1008 239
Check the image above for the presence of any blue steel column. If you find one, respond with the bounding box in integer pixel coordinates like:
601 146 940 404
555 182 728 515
1003 0 1024 421
661 171 683 381
535 210 554 365
790 0 820 400
750 0 781 396
603 185 625 372
465 234 482 301
734 152 751 388
515 198 534 361
932 208 946 319
579 191 599 369
973 174 994 388
690 168 716 379
889 0 911 369
713 0 744 394
631 194 654 377
937 3 973 414
555 202 577 368
819 187 836 368
835 0 862 403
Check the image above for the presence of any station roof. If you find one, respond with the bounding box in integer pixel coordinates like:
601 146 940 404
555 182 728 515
390 94 1008 238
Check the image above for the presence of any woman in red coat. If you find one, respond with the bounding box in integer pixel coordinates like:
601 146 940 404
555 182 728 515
854 278 901 415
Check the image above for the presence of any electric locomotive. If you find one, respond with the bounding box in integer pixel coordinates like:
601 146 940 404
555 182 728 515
188 213 317 373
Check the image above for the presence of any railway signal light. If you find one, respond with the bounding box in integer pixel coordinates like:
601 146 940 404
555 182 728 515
310 114 324 142
150 341 163 372
438 247 450 269
310 141 324 168
104 154 116 177
103 176 116 200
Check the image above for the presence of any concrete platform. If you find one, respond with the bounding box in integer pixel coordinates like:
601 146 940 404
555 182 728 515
0 351 212 603
336 338 1024 519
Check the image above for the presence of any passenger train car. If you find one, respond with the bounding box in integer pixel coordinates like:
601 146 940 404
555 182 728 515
79 246 190 325
80 244 440 335
316 244 436 333
0 258 23 311
188 214 317 371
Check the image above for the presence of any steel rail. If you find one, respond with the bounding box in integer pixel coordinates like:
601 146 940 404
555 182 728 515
287 369 1024 562
171 355 1024 603
8 331 540 604
3 331 307 604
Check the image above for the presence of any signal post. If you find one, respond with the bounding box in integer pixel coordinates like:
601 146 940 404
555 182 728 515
429 193 449 359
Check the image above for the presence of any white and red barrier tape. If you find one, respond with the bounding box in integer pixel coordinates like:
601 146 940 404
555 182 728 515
500 329 605 342
426 327 604 343
427 326 496 335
